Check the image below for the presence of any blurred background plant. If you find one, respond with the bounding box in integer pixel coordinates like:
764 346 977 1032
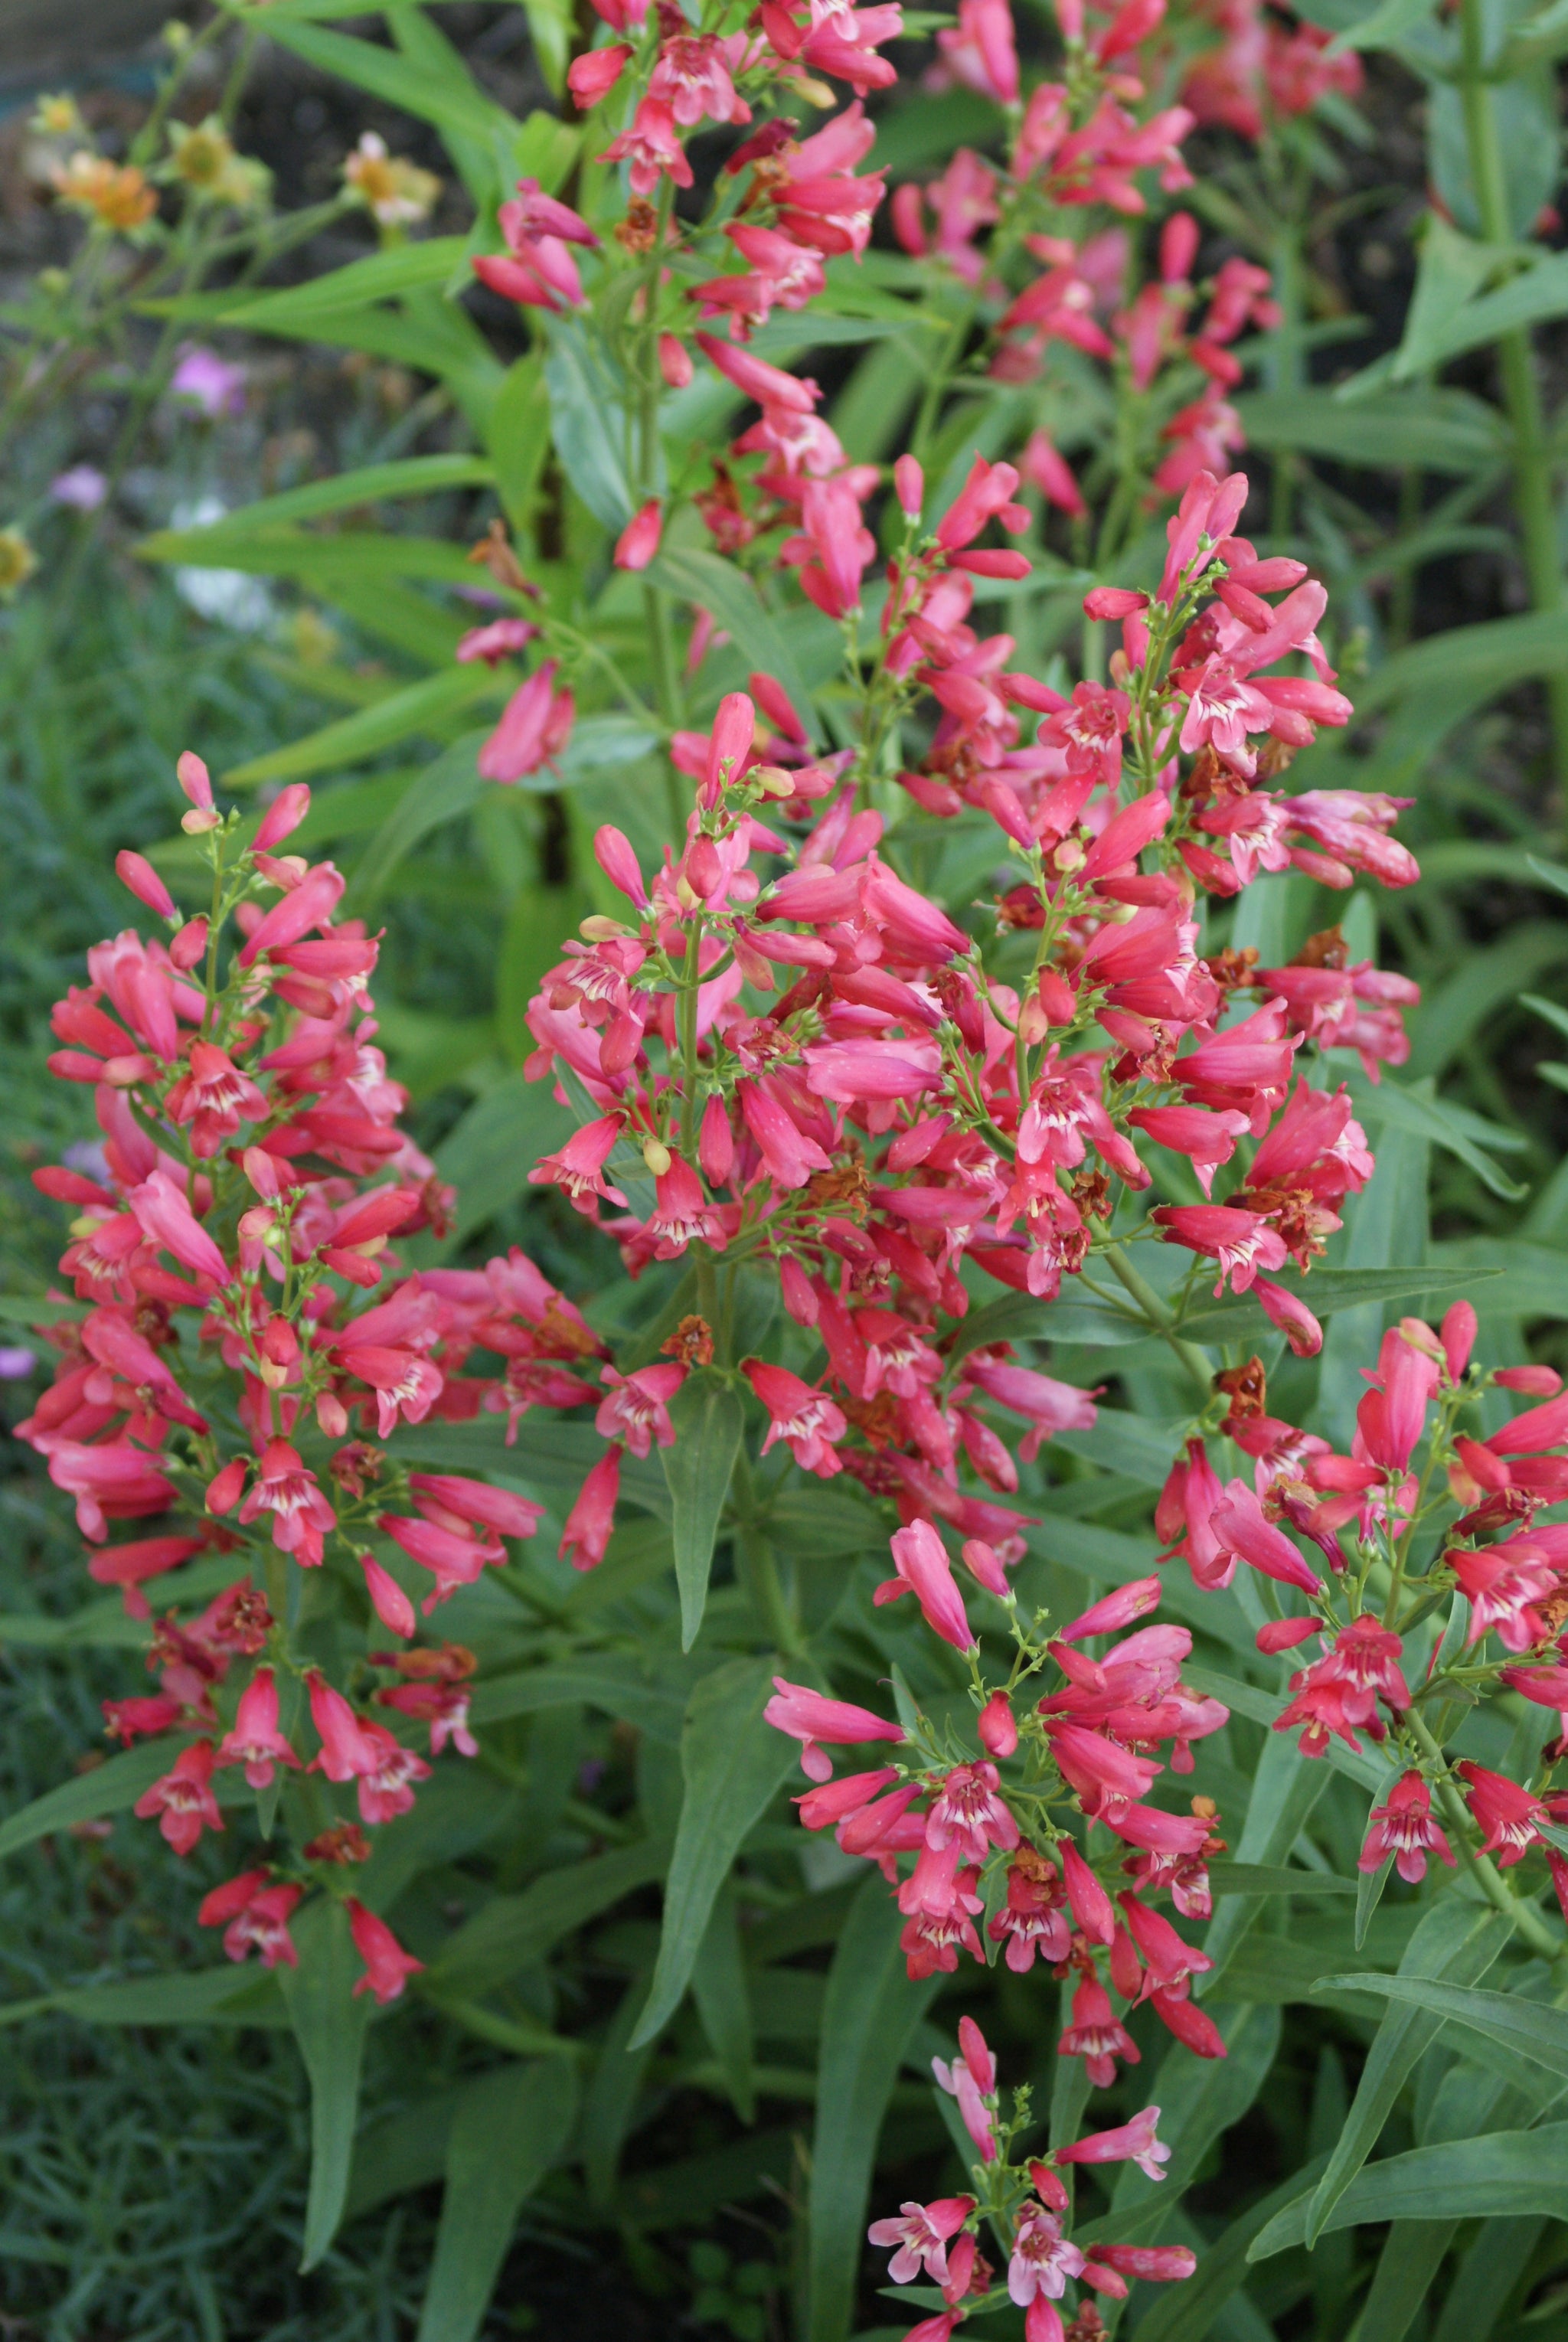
2 0 1568 2337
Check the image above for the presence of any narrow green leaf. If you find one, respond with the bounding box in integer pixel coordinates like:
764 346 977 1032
224 671 498 788
807 1872 942 2342
1134 2151 1331 2342
662 1370 744 1651
428 1835 672 1999
147 456 495 550
0 1292 90 1325
690 1884 755 2123
648 546 821 743
431 1070 575 1247
629 1659 795 2048
215 238 471 326
1326 0 1436 50
353 733 489 903
470 1658 688 1743
1355 2221 1458 2342
1236 384 1504 472
581 1970 658 2208
415 2062 579 2342
1312 1974 1568 2077
1174 1262 1500 1344
0 1739 181 1862
50 1966 287 2027
1207 1863 1357 1899
261 18 514 152
1300 1901 1513 2249
1431 2214 1547 2342
1355 1855 1394 1950
1200 1732 1334 1994
1253 2122 1568 2256
278 1897 373 2271
542 318 632 528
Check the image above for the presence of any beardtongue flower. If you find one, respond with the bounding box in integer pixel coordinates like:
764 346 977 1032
764 1677 905 1781
875 1519 976 1651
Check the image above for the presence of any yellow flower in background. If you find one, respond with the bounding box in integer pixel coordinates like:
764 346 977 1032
0 530 38 602
31 94 84 139
51 152 158 231
165 118 272 209
342 132 440 227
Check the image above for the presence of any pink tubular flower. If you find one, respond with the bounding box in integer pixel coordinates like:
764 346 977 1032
1059 1839 1116 1945
1058 1576 1162 1641
479 663 574 784
1054 2105 1170 2182
1117 1892 1212 1996
1152 1204 1288 1295
237 1439 336 1567
346 1899 423 2002
568 41 632 103
978 1689 1018 1756
529 1115 629 1214
560 1445 620 1570
1058 1978 1139 2088
1008 2203 1085 2309
1360 1769 1455 1884
214 1668 301 1789
1210 1480 1323 1596
765 1675 905 1781
1274 1614 1410 1758
876 1519 975 1651
933 2015 998 2161
599 96 694 196
133 1740 224 1856
1254 1275 1324 1357
614 499 663 571
305 1673 382 1783
116 850 175 921
745 1359 847 1476
1085 2242 1195 2288
867 2197 975 2285
925 1762 1019 1864
198 1870 302 1968
595 1362 684 1456
1455 1761 1545 1866
988 1853 1071 1971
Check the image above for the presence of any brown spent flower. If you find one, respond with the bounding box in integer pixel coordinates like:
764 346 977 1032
303 1821 372 1865
662 1314 717 1367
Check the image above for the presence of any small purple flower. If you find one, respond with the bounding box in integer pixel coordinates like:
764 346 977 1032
51 465 109 511
0 1347 37 1380
170 345 245 419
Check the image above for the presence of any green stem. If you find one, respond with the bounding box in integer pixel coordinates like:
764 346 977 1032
1404 1707 1565 1964
1456 0 1568 809
1102 1243 1214 1400
729 1445 802 1654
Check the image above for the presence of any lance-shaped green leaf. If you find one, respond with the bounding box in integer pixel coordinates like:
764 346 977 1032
1312 1973 1568 2078
662 1369 744 1651
223 668 499 788
1172 1262 1501 1344
1357 2220 1459 2342
414 2061 579 2342
647 546 820 742
629 1659 795 2048
807 1871 942 2342
1199 1731 1334 1994
1355 1854 1394 1950
428 1834 672 1999
1297 1900 1513 2249
260 16 515 152
278 1897 373 2270
690 1883 755 2122
1251 2122 1568 2256
0 1738 183 1862
354 733 489 905
542 319 632 528
1133 2151 1331 2342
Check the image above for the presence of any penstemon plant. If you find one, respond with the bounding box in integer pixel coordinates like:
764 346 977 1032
12 0 1568 2332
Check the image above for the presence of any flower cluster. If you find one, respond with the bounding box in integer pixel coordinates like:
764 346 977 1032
1155 1305 1568 1955
15 762 617 1999
867 2014 1194 2342
768 1552 1233 2080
